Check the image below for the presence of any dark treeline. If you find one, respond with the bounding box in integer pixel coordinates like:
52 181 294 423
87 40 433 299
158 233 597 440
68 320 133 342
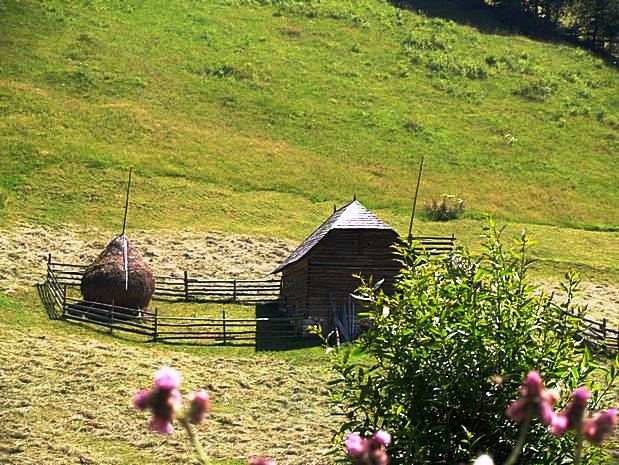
466 0 618 56
424 0 619 57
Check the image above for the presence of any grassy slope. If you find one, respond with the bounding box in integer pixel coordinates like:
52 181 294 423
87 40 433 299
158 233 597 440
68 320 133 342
0 0 618 282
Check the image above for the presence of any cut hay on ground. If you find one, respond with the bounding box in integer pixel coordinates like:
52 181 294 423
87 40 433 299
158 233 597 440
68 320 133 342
0 322 334 465
0 223 295 294
0 223 617 326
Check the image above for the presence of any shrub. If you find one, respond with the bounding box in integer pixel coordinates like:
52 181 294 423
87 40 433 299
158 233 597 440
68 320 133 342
401 32 450 52
514 77 558 101
325 221 616 465
424 194 464 221
426 54 488 79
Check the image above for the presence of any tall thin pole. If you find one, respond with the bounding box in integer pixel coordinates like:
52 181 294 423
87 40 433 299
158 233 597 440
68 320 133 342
121 168 132 235
407 156 424 242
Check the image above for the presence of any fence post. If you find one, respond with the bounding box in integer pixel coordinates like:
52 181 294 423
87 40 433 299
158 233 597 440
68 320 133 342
48 253 52 265
222 309 227 345
602 318 607 342
232 279 237 302
109 300 114 334
153 308 158 342
184 271 189 301
62 284 67 317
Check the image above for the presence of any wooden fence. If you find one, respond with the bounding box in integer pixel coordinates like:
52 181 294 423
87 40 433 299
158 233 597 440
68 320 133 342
44 257 309 346
46 255 282 303
44 256 618 352
412 235 456 256
560 307 619 353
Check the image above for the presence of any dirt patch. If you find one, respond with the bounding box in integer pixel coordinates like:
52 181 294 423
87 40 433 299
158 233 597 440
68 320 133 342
0 223 296 294
0 322 335 465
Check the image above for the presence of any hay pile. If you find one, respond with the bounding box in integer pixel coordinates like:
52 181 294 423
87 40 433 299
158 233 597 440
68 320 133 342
80 234 155 311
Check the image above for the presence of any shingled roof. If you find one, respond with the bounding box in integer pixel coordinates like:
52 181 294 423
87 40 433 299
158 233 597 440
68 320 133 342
272 200 393 273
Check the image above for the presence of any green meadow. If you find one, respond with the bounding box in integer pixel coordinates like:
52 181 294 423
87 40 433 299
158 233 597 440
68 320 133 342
0 0 617 280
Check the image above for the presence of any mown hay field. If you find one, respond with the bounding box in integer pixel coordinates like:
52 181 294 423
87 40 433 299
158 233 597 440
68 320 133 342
0 292 334 465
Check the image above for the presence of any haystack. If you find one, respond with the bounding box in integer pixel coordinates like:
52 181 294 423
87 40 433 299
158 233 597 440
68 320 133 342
81 234 155 313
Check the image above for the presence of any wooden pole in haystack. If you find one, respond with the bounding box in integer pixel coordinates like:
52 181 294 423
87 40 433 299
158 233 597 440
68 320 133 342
81 167 155 313
407 156 424 243
121 167 133 236
121 168 132 290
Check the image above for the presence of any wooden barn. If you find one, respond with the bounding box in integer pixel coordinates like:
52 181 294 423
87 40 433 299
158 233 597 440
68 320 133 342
273 200 400 327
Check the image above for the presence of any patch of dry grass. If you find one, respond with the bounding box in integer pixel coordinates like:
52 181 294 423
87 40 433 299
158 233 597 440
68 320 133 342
0 301 335 465
2 222 617 329
0 223 295 295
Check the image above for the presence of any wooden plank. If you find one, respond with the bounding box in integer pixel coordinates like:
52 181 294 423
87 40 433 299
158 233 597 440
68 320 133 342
64 315 154 336
156 322 225 328
49 262 87 269
65 305 155 331
65 298 157 318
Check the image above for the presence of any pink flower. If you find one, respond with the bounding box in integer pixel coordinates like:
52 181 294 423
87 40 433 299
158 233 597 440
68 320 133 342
133 367 183 434
345 431 391 465
154 367 181 390
523 371 544 397
550 414 569 435
373 430 391 446
133 389 151 410
149 417 174 434
506 371 557 426
346 433 367 457
371 448 389 465
583 408 617 446
248 457 277 465
551 387 591 436
187 389 210 424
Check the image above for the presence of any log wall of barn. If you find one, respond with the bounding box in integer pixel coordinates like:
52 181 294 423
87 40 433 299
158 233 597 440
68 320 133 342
306 229 400 322
280 260 309 319
306 262 399 322
311 229 399 259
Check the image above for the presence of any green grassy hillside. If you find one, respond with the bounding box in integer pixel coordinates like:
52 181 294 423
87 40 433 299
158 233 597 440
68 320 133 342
0 0 617 283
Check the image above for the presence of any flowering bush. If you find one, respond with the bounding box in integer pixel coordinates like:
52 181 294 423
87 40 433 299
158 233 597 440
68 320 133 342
322 221 618 464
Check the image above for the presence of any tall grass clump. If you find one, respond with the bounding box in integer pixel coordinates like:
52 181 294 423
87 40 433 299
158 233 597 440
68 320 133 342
424 194 465 221
514 77 559 101
325 221 617 465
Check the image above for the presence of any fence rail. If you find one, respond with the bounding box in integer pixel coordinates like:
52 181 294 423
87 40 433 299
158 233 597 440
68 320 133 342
560 308 619 352
412 235 456 256
46 257 282 303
